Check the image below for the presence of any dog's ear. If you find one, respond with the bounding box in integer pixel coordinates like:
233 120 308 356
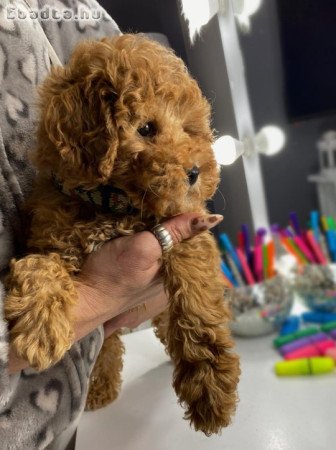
35 42 120 186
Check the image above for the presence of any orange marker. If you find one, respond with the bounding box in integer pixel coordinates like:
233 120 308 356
267 241 276 278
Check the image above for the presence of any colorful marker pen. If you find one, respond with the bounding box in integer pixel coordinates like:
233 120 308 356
241 224 253 267
280 316 300 336
329 329 336 340
279 333 328 356
284 345 320 360
254 245 263 282
305 230 327 265
273 326 319 348
325 347 336 361
302 311 336 324
220 260 238 288
219 233 242 272
321 321 336 332
226 253 245 287
289 211 302 236
326 230 336 262
275 357 335 376
293 235 316 263
236 248 255 285
285 340 335 360
310 210 320 242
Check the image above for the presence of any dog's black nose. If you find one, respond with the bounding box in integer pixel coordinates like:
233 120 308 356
187 166 199 186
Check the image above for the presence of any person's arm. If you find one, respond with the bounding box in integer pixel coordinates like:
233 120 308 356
39 0 122 65
7 212 223 374
0 0 125 413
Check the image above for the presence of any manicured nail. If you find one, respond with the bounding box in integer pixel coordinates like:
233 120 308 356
191 214 223 232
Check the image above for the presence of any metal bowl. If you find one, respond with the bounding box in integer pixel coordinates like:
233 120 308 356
294 264 336 312
229 275 294 337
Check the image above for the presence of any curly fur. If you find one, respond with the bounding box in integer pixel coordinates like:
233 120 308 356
4 34 240 435
85 332 124 411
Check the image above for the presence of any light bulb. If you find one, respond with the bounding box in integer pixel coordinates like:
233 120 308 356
243 0 262 16
254 125 286 156
181 0 220 42
213 135 245 165
232 0 263 33
232 0 262 16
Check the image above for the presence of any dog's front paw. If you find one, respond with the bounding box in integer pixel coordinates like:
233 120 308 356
5 254 77 371
11 319 73 371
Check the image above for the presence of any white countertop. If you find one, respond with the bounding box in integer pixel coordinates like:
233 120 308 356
76 327 336 450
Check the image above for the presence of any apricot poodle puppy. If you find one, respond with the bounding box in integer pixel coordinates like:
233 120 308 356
5 34 240 435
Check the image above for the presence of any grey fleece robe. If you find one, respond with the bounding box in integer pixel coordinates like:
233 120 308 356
0 1 120 448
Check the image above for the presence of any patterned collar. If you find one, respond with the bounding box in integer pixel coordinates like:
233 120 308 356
52 175 137 216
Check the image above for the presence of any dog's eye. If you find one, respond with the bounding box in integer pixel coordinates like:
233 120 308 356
137 122 157 138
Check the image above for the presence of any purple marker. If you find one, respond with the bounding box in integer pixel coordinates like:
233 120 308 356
310 332 329 344
290 211 301 236
329 329 336 340
280 333 328 356
280 336 312 356
241 224 253 267
285 227 295 238
257 227 267 246
271 224 280 234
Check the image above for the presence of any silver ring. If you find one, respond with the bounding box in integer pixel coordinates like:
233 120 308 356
151 224 174 253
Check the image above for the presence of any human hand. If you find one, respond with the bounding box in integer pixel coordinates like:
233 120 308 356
74 213 223 340
8 212 223 374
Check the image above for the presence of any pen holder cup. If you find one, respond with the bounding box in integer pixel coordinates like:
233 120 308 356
229 275 294 337
294 263 336 312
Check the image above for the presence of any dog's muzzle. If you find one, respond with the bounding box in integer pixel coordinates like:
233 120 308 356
187 166 199 186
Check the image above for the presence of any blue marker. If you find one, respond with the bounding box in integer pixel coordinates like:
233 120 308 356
310 210 320 241
326 230 336 262
302 311 336 324
280 316 300 336
220 260 238 287
219 233 242 272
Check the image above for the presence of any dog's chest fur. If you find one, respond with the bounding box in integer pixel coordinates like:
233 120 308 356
26 179 148 272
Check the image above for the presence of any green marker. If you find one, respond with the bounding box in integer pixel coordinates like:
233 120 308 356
327 216 336 231
321 321 336 332
262 244 268 280
273 326 319 348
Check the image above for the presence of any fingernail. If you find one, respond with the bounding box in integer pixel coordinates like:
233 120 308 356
191 214 223 232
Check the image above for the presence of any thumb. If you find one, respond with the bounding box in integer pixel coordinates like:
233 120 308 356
119 213 223 270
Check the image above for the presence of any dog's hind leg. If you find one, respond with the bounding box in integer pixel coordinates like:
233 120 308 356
152 309 169 348
85 331 124 410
